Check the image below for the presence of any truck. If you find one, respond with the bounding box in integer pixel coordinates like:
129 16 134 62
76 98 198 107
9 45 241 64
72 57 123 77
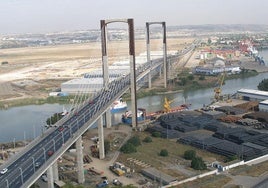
109 165 125 176
96 180 108 188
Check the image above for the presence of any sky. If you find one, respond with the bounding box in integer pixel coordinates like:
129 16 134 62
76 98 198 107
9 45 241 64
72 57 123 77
0 0 267 34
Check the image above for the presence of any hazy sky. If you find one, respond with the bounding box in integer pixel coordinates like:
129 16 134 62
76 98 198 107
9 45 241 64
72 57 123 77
0 0 267 34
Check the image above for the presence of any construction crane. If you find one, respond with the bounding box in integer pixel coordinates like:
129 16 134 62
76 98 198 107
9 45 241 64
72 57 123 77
163 97 175 113
214 72 225 102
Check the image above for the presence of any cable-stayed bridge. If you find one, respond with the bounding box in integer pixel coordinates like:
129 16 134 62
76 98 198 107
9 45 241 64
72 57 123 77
0 19 197 188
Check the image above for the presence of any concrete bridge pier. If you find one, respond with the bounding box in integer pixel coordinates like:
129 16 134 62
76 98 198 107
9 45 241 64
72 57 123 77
105 110 112 128
47 166 54 188
76 136 85 184
146 22 152 89
52 162 59 182
98 116 105 159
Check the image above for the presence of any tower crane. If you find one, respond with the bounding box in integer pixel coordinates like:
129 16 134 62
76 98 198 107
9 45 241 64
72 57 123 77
163 97 175 112
214 72 225 102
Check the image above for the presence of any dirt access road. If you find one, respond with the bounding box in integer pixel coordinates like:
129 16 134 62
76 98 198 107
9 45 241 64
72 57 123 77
81 125 146 187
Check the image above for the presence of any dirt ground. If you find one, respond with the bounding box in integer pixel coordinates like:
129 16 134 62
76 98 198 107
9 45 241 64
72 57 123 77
0 38 194 103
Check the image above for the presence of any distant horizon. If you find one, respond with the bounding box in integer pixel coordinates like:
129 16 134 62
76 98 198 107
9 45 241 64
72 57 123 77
1 23 268 36
1 0 268 35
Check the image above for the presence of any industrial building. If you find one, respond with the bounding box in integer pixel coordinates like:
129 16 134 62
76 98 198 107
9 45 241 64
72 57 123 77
194 66 241 75
259 100 268 112
237 89 268 101
60 50 177 95
61 76 126 94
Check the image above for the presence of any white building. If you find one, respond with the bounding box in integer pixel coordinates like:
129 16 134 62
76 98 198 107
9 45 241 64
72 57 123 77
237 89 268 101
259 100 268 112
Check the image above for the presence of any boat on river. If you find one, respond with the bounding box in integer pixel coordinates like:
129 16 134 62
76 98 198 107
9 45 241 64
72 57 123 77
110 98 127 113
122 97 190 124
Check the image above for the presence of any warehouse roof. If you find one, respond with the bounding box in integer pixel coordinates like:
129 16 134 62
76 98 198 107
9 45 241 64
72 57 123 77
237 89 268 97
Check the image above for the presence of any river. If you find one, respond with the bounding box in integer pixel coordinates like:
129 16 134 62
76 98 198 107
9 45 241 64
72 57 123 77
1 59 268 143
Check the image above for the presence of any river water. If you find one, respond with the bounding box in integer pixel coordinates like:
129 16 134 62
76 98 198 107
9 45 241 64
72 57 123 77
0 58 268 143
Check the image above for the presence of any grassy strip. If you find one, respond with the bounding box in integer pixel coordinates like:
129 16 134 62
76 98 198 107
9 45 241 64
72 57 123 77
123 69 259 101
175 174 232 188
0 96 74 109
117 132 225 178
229 160 268 177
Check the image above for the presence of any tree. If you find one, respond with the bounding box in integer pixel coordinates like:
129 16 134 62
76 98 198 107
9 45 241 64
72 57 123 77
179 77 187 86
199 75 205 80
187 74 194 81
127 136 141 147
143 136 152 143
120 143 137 154
152 131 161 137
159 149 168 157
46 113 63 125
184 150 196 160
258 78 268 91
191 156 207 170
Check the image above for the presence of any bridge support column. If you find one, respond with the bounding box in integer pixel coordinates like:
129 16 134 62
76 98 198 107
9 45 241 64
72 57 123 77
100 19 137 128
47 166 54 188
145 22 167 88
100 20 112 129
146 23 152 89
52 161 59 182
98 116 105 159
162 22 168 88
76 136 85 184
105 110 112 128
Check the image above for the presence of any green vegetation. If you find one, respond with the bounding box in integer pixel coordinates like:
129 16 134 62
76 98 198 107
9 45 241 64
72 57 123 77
184 150 196 160
120 142 137 154
46 112 64 125
127 136 141 147
191 156 207 170
152 131 161 138
120 135 141 154
143 136 152 143
159 149 169 157
0 96 74 109
122 68 259 102
229 160 268 177
118 132 225 174
258 78 268 91
224 155 238 163
175 174 232 188
184 150 206 170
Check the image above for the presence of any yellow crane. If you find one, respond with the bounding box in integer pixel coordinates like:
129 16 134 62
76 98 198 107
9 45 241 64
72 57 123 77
163 97 175 112
214 72 225 102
